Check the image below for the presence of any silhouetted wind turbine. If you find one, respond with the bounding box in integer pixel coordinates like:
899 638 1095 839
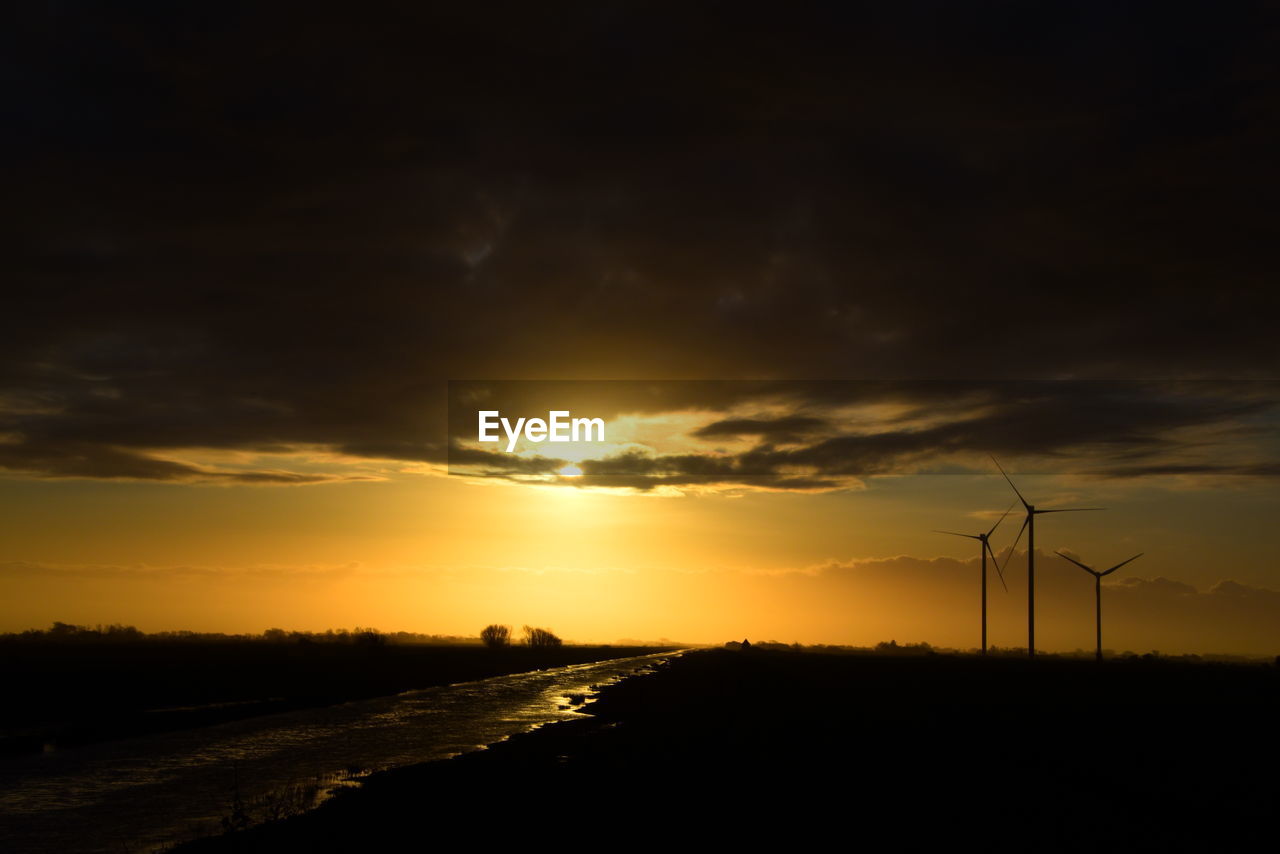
934 501 1015 655
991 456 1104 658
1055 551 1142 662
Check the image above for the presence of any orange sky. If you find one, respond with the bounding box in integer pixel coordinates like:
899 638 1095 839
3 467 1277 655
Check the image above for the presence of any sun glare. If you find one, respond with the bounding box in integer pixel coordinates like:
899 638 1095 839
558 465 583 477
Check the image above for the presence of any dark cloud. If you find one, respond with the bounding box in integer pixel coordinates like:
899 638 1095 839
447 446 567 476
4 2 1279 484
561 472 840 493
694 416 829 444
0 439 373 484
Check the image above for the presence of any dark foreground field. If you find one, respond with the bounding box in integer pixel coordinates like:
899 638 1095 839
0 642 661 756
179 648 1278 852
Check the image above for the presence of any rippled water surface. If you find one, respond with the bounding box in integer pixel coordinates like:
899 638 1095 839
0 651 680 853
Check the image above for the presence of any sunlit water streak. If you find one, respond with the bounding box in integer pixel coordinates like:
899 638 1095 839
0 651 680 853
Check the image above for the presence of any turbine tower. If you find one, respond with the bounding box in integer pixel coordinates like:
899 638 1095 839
1056 551 1142 661
991 457 1103 659
934 501 1015 654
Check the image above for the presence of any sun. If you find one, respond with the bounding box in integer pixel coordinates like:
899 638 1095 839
558 464 583 477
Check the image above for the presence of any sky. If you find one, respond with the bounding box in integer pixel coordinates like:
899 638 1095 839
3 2 1279 653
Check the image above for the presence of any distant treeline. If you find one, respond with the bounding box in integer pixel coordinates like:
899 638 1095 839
722 639 943 654
0 622 483 646
725 638 1274 664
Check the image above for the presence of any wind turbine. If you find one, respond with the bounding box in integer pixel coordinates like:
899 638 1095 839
991 456 1103 658
1055 551 1142 662
934 501 1015 654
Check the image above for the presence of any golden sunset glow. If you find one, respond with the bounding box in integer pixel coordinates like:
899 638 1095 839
2 461 1277 654
2 6 1278 662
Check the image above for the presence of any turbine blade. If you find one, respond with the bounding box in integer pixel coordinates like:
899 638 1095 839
1055 550 1096 574
1102 553 1144 576
934 530 981 539
991 456 1031 510
986 500 1017 539
1000 515 1029 573
1036 508 1105 514
986 540 1008 592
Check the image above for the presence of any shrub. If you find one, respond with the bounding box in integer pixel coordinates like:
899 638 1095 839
522 625 562 648
481 624 512 649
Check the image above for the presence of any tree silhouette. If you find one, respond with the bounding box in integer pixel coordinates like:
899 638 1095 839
480 624 512 649
522 625 562 648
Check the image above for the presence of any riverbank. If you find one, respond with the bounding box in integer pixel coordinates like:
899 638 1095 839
178 648 1278 851
0 643 670 757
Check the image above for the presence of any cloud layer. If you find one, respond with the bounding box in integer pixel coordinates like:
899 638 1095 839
446 380 1280 492
4 3 1279 486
